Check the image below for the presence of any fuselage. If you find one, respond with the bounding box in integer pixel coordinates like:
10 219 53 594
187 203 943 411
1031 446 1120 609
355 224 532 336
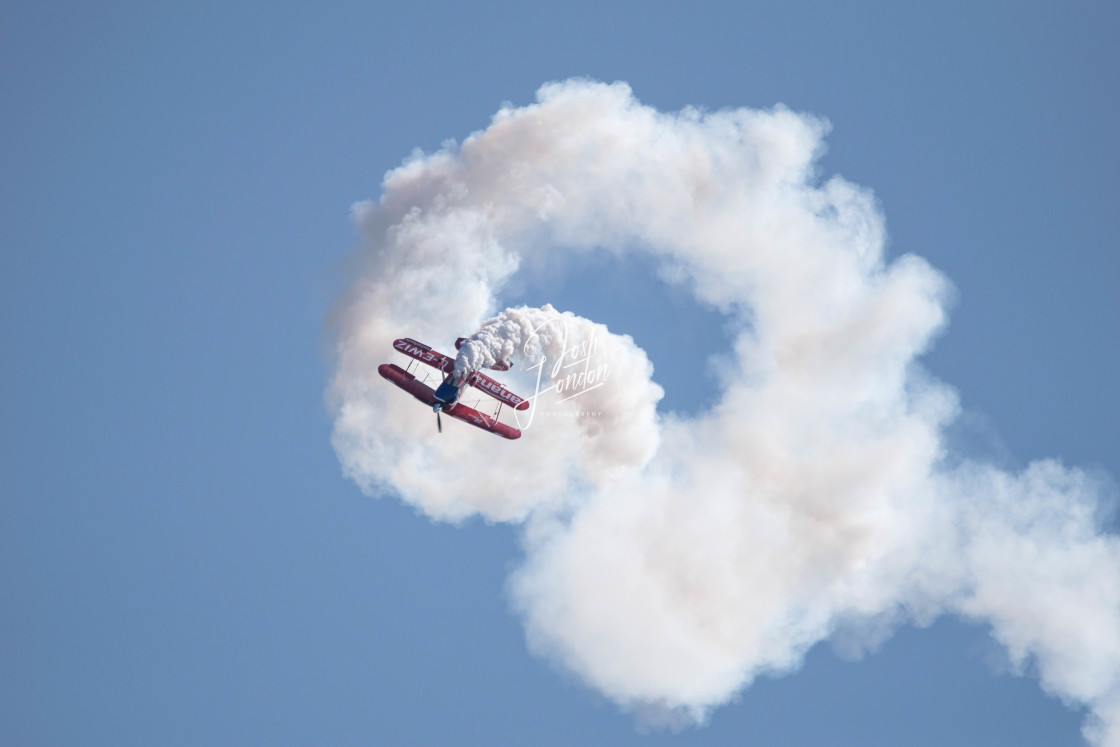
432 373 466 406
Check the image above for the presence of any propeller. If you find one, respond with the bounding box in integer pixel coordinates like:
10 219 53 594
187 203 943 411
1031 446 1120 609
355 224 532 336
433 403 443 433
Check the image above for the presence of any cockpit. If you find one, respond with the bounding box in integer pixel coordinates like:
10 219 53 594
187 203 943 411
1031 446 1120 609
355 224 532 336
433 373 465 405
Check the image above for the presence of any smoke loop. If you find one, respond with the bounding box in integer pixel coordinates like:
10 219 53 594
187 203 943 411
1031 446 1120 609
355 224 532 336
329 80 1120 744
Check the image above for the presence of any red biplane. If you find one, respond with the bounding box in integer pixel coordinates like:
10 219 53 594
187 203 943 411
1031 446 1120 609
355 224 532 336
378 337 528 440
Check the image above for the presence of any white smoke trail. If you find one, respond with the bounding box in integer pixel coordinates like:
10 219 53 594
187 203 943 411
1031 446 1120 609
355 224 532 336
327 80 1120 743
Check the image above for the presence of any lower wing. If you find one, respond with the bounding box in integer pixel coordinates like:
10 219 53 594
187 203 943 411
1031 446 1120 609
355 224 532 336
445 402 521 440
379 364 521 440
378 363 438 405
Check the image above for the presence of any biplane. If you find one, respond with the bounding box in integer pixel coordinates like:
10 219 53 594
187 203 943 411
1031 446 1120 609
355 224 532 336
378 337 528 440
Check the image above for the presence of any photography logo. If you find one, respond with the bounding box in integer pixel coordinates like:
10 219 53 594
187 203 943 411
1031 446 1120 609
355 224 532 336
514 319 611 430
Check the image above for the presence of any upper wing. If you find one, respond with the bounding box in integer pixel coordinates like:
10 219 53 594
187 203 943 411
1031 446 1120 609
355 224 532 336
467 371 530 411
445 402 521 440
378 363 438 405
393 338 454 374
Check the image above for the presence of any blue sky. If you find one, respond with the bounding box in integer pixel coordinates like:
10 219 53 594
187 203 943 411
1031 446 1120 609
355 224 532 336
2 2 1117 745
